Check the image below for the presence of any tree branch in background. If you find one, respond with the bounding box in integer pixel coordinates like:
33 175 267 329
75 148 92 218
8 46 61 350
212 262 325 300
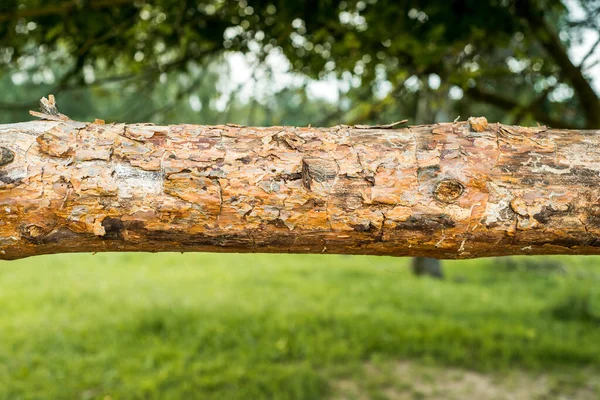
512 81 558 126
583 58 600 72
578 35 600 69
569 1 600 29
517 0 600 128
0 0 138 23
466 86 573 129
134 69 209 122
0 100 35 111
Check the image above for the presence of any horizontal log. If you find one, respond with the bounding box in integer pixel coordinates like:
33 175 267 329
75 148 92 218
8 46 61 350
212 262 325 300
0 112 599 260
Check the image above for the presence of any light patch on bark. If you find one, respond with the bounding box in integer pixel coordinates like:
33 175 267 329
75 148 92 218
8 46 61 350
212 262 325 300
483 182 513 226
113 164 162 198
531 164 572 174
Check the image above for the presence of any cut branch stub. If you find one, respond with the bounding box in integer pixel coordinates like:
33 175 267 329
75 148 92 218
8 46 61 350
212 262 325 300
0 114 600 260
468 116 489 132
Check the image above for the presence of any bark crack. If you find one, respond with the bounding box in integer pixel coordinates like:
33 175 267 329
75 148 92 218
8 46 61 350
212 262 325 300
411 128 420 184
213 177 224 225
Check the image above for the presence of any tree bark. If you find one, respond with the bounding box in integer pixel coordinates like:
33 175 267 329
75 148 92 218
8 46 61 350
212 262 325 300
1 115 599 260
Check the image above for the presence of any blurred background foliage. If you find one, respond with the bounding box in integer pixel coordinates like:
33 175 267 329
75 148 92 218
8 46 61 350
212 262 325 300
0 0 600 399
0 0 598 128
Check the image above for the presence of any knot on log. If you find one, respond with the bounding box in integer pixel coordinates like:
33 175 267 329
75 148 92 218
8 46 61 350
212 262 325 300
20 224 52 244
434 180 464 203
0 147 14 167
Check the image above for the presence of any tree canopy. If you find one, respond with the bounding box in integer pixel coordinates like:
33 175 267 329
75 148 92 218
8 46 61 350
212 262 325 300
0 0 598 129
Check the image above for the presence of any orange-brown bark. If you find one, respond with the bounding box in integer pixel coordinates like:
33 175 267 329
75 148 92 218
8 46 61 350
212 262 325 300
1 114 599 260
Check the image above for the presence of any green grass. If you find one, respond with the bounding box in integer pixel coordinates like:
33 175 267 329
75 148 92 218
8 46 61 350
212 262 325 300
0 253 599 399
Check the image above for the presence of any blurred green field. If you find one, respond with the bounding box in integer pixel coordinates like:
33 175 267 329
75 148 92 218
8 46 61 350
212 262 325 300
1 253 599 399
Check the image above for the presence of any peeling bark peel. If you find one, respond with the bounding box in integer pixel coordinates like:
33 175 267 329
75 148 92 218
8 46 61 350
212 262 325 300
0 116 599 260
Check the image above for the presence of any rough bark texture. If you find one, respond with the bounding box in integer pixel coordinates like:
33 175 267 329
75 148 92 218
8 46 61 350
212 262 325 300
1 115 599 260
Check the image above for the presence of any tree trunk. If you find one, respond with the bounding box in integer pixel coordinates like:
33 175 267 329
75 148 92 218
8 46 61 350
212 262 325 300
411 257 444 279
1 115 599 260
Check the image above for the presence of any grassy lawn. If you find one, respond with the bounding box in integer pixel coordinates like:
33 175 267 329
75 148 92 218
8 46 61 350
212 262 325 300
0 253 599 399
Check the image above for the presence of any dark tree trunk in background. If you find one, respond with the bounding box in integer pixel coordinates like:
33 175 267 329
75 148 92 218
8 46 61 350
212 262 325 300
411 257 444 279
